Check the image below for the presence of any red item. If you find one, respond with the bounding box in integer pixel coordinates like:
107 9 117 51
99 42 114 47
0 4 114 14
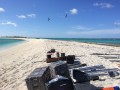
117 64 120 67
101 87 114 90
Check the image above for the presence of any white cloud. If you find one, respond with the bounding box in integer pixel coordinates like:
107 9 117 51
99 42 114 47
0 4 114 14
27 14 36 18
67 29 120 35
93 3 114 8
70 8 78 15
16 15 26 19
0 8 5 12
72 26 91 30
114 21 120 26
17 13 36 19
1 22 17 27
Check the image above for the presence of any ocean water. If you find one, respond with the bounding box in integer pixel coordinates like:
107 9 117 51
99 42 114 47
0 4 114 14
0 38 25 50
46 38 120 45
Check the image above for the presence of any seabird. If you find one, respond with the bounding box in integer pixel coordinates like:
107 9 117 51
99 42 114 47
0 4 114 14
48 17 50 21
65 13 68 18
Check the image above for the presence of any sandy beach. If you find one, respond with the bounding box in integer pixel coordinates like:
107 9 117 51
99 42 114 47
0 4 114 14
0 38 120 90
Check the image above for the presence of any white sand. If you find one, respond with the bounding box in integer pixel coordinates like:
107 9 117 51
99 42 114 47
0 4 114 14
0 39 120 90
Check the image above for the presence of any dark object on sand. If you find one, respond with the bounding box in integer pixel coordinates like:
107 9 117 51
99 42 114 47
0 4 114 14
46 56 67 63
110 60 120 62
98 56 119 59
61 53 65 57
47 54 51 59
47 51 51 53
68 60 81 69
68 63 87 69
50 49 56 53
56 52 59 57
45 75 74 90
108 71 119 77
114 86 120 90
108 71 116 77
66 55 75 64
49 61 70 78
73 69 90 83
25 67 51 90
81 64 87 67
74 82 91 90
90 76 99 81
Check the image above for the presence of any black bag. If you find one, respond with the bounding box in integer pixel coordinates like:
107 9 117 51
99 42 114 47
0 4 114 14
90 76 99 81
108 71 117 77
73 69 90 83
50 49 56 53
25 67 51 90
45 75 74 90
61 53 65 57
49 61 70 78
66 55 75 64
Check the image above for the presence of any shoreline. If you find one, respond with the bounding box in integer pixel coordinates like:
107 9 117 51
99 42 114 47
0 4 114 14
0 38 27 52
2 37 120 48
45 38 120 47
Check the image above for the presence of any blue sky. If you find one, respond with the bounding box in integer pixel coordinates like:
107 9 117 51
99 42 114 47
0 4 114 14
0 0 120 38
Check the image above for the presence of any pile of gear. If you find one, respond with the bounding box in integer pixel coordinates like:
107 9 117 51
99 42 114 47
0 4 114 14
25 49 120 90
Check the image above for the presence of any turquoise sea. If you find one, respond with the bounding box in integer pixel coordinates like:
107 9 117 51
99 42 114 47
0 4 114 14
46 38 120 45
0 38 25 50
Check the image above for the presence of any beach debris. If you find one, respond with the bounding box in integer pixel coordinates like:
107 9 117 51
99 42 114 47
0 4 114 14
46 75 74 90
91 53 120 55
74 82 91 90
24 48 120 90
50 49 56 53
49 60 70 78
25 67 51 90
79 65 105 71
100 86 120 90
108 71 119 77
72 69 90 83
98 56 119 59
56 52 59 57
110 60 120 62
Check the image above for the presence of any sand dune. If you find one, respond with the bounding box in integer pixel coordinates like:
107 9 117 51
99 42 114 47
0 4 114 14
0 39 120 90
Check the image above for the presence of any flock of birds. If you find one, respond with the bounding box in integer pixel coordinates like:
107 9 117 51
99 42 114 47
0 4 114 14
48 13 68 21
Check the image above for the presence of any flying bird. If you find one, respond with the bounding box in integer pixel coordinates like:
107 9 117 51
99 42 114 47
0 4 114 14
65 13 68 18
48 17 50 21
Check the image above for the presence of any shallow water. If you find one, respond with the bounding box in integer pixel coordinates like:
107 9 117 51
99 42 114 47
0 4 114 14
46 38 120 45
0 38 25 50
